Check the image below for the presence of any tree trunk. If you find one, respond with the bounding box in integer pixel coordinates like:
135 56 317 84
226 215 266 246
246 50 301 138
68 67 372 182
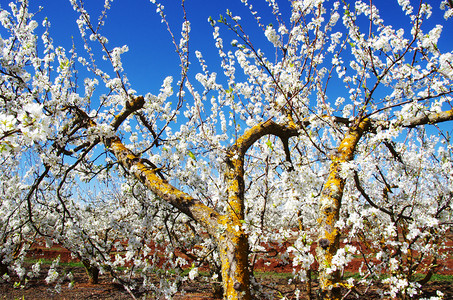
316 120 369 299
218 216 251 300
0 259 8 277
316 159 344 300
82 259 100 284
218 146 251 299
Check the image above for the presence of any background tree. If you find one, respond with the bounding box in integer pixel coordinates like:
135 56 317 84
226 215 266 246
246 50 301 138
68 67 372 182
1 0 453 299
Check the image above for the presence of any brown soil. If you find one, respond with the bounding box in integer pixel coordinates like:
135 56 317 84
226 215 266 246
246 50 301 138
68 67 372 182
1 267 452 300
0 240 451 299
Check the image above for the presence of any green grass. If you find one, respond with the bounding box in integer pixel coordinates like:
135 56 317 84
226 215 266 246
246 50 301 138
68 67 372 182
344 271 364 280
254 270 294 280
24 258 84 268
415 273 453 282
343 271 453 283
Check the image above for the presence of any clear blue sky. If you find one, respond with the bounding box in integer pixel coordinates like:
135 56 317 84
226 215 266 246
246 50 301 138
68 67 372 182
2 0 452 105
20 0 287 96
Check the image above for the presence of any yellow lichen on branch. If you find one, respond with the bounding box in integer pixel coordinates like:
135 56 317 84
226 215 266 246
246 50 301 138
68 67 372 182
106 136 221 237
225 154 245 217
316 119 370 300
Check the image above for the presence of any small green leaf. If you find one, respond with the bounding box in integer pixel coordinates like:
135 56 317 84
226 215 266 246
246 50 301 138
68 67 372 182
188 150 196 161
59 58 69 69
266 139 273 150
208 16 215 26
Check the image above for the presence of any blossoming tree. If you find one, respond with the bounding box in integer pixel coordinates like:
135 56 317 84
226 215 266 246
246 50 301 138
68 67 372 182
1 0 453 299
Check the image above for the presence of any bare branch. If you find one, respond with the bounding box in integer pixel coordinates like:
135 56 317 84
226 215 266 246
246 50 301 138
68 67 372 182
110 96 145 131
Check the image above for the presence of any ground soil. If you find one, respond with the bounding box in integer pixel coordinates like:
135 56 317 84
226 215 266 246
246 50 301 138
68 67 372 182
1 239 452 300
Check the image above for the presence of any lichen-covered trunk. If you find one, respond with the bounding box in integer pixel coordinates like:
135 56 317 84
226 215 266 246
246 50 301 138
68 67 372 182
316 159 345 300
316 120 369 300
218 151 251 300
218 217 251 300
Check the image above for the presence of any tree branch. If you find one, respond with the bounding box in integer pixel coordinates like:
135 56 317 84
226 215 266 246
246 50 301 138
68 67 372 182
110 96 145 130
230 119 300 158
372 108 453 130
105 136 221 237
353 171 394 216
68 103 221 238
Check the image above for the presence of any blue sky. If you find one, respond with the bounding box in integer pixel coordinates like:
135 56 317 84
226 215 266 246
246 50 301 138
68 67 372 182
20 0 288 97
14 1 448 94
2 0 452 116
